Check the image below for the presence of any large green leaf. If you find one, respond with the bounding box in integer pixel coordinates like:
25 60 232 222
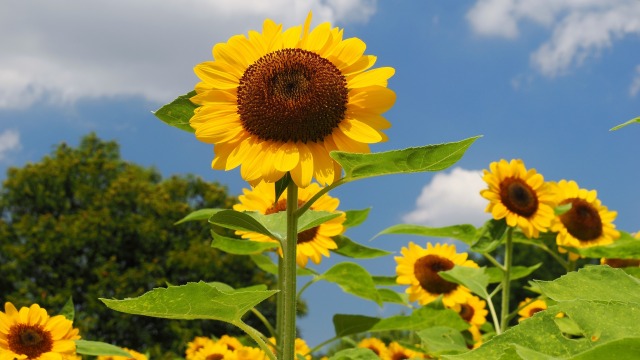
210 231 279 255
101 281 277 322
372 306 469 333
610 116 640 131
333 314 381 337
440 266 490 300
152 91 197 133
331 136 481 180
75 340 133 357
374 224 477 243
471 219 507 252
318 262 382 306
329 348 379 360
175 208 224 225
417 326 469 356
209 210 281 240
332 235 391 259
562 232 640 259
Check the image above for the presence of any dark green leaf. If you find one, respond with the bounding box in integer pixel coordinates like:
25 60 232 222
332 235 391 259
417 326 469 356
562 232 640 259
486 264 542 284
331 136 481 180
377 288 408 305
330 348 380 360
209 210 281 241
175 208 224 225
372 306 469 332
152 91 197 133
274 173 291 202
343 208 371 228
59 297 74 321
210 231 279 255
372 275 398 286
319 262 382 306
471 218 507 252
610 116 640 131
75 340 132 357
440 266 490 300
297 210 342 234
333 314 381 337
374 224 477 243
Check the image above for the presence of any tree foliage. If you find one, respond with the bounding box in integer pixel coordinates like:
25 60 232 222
0 133 276 358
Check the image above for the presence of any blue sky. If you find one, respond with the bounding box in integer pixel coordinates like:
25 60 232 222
1 0 639 350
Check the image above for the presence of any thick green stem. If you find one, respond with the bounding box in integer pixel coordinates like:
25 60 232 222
500 227 514 333
279 183 299 359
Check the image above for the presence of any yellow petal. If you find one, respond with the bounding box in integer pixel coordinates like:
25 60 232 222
347 67 395 88
290 143 313 188
331 129 370 153
328 37 366 69
348 86 396 114
338 118 384 143
273 142 300 172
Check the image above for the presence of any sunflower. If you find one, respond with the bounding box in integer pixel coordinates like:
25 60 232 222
551 180 620 259
382 342 424 360
453 295 487 328
190 12 396 188
357 338 388 358
235 346 267 360
185 337 215 360
97 348 147 360
466 325 483 349
214 335 243 352
191 343 236 360
517 298 547 322
233 181 345 267
480 159 556 238
395 242 479 307
266 338 311 360
0 302 80 360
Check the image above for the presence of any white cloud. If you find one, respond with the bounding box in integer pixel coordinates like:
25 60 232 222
467 0 640 77
630 65 640 97
0 0 376 109
0 130 21 161
403 167 490 227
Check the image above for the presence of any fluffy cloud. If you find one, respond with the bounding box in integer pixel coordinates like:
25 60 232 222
0 0 376 109
630 65 640 97
466 0 640 77
0 130 21 161
403 167 490 227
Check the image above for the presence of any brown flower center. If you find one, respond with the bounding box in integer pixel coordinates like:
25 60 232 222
414 254 458 295
237 48 348 143
602 258 640 268
559 198 602 241
8 324 53 359
499 177 538 217
459 303 475 322
265 198 318 244
392 353 410 360
205 355 224 360
363 346 381 355
528 307 545 317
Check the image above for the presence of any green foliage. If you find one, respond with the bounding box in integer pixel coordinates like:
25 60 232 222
153 91 197 133
0 134 276 359
610 116 640 131
75 340 133 357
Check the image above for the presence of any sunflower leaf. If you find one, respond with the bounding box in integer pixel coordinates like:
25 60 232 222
561 231 640 259
101 281 277 322
274 173 291 201
343 208 371 228
297 210 342 234
332 235 391 259
485 263 542 283
75 340 133 357
152 91 197 133
209 210 283 241
440 266 490 300
331 136 481 180
318 262 383 306
210 230 279 255
372 275 398 286
471 218 507 252
417 326 469 356
373 223 477 243
329 348 380 360
372 306 469 332
610 116 640 131
175 208 224 225
333 314 381 337
377 288 409 305
59 297 75 321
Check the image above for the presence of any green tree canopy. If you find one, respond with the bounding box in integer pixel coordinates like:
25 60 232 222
0 133 276 358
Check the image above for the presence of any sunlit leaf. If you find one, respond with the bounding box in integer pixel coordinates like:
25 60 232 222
562 232 640 259
319 262 382 306
75 340 132 357
210 231 279 255
101 281 277 322
485 264 542 284
372 306 469 332
331 136 481 180
343 208 371 228
329 348 379 360
372 275 397 286
440 266 490 300
209 210 281 241
374 224 477 243
175 208 224 225
297 210 342 233
610 116 640 131
471 219 507 252
417 326 469 356
332 235 391 259
152 91 197 133
377 288 408 305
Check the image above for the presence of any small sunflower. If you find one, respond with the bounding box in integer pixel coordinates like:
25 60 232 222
453 295 488 328
601 231 640 267
551 180 620 258
396 242 479 307
480 159 556 238
214 335 243 352
382 342 424 360
192 343 236 360
466 325 483 349
517 298 547 322
0 302 80 360
235 346 267 360
185 337 215 360
190 12 396 188
266 338 311 360
97 348 147 360
234 182 345 267
357 338 388 358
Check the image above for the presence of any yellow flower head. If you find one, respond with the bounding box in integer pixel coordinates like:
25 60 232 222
215 335 243 352
395 242 479 307
480 159 556 238
267 338 311 360
0 302 80 360
234 182 345 267
453 295 488 328
235 346 267 360
190 12 396 188
551 180 620 259
185 336 215 360
382 341 424 360
98 348 147 360
192 342 237 360
517 297 547 322
467 325 483 349
357 337 388 358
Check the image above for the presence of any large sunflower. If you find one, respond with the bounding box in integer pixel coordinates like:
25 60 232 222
233 181 345 267
395 242 479 307
480 159 556 238
551 180 619 258
190 12 396 188
357 338 388 358
0 302 80 360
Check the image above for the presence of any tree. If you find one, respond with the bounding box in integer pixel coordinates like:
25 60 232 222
0 133 276 359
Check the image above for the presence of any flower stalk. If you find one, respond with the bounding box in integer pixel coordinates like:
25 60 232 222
500 227 514 333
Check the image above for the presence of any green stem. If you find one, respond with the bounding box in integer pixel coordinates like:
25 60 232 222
486 295 501 335
250 307 276 339
280 182 299 360
308 336 340 356
514 239 570 271
500 227 514 333
295 178 346 216
235 321 276 360
483 253 506 271
297 278 318 300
